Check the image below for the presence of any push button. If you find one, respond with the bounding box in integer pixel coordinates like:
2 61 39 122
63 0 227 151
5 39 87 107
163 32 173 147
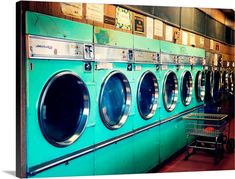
84 62 92 71
127 63 132 71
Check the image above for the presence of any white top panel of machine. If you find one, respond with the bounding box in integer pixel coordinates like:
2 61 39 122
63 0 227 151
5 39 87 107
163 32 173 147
160 53 177 64
94 45 132 62
134 50 158 64
27 35 93 60
178 56 190 65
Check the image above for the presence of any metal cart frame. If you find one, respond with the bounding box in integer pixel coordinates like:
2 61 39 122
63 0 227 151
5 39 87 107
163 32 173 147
183 113 228 164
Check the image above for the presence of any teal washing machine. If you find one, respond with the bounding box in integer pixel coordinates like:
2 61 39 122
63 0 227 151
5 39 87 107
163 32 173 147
132 35 160 173
187 47 206 108
158 41 182 163
93 27 135 175
25 12 96 177
176 46 206 150
211 53 223 103
222 61 230 93
205 52 215 104
228 62 235 95
174 49 194 151
177 48 194 113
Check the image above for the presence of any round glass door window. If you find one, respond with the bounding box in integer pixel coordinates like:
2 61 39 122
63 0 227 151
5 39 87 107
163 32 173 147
223 71 229 92
195 71 206 102
38 71 90 147
213 71 221 100
99 71 131 129
181 71 193 106
228 72 234 93
163 71 178 112
137 71 159 119
205 71 214 102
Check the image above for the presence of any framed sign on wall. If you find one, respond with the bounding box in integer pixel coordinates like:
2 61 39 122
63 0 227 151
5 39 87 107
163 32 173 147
115 6 132 30
134 15 145 34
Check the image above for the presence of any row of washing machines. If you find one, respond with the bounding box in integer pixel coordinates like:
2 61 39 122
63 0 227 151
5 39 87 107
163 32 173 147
24 11 234 177
204 52 234 105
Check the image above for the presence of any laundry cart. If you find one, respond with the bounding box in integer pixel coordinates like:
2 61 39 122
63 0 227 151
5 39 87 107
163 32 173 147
183 113 232 164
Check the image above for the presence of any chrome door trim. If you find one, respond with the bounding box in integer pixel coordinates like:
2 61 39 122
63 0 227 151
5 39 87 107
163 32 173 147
162 70 178 112
209 71 215 99
38 71 90 147
195 71 206 102
99 70 131 130
181 71 193 106
229 72 234 93
137 71 159 119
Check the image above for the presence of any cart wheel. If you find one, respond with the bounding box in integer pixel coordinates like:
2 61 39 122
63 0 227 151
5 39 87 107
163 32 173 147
226 138 235 152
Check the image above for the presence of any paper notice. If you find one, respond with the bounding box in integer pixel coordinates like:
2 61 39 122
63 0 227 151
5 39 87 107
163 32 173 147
60 3 83 19
86 4 104 22
165 25 173 41
182 31 188 45
210 39 214 50
146 17 153 39
189 33 195 46
214 54 218 66
116 6 132 30
154 19 163 37
199 36 204 47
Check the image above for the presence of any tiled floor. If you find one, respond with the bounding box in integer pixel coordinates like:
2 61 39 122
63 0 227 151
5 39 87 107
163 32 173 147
158 117 235 172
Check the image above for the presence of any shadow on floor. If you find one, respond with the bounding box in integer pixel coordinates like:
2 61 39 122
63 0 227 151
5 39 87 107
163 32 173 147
3 170 15 177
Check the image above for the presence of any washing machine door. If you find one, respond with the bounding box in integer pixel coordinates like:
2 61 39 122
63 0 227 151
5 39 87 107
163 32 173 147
205 71 214 102
181 71 193 106
195 71 206 102
137 71 159 119
38 71 90 147
163 71 178 112
222 71 229 92
99 71 131 129
228 72 234 93
213 71 221 100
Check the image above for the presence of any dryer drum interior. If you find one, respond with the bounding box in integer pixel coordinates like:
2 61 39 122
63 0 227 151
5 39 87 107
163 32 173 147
38 71 90 147
163 71 178 112
181 71 193 106
99 71 131 130
195 71 206 102
137 71 159 119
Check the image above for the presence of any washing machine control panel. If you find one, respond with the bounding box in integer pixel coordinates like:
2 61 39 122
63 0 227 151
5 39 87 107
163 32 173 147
160 53 178 65
94 45 133 62
134 50 159 64
27 35 93 60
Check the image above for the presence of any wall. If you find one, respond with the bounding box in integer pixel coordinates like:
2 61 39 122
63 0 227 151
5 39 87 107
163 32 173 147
23 2 235 62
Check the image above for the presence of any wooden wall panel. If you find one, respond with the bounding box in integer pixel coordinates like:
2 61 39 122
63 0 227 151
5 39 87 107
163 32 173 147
103 4 116 30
